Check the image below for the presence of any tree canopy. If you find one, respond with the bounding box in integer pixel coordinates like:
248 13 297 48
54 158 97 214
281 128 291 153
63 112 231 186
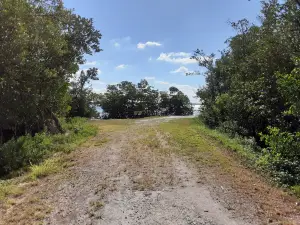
194 0 300 185
100 80 193 118
0 0 101 142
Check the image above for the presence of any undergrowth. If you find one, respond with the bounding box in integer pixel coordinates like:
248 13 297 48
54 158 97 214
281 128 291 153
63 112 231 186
0 117 97 177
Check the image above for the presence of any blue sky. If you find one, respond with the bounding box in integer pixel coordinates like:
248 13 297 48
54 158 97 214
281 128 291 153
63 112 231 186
64 0 262 103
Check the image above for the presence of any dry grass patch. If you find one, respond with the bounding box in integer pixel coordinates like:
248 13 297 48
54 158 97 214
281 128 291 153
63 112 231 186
91 119 132 133
1 195 51 225
122 126 177 190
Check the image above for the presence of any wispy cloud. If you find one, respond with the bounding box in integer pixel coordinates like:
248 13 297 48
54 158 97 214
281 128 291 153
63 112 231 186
82 61 97 66
110 36 131 48
154 79 199 102
170 66 192 74
157 52 197 64
144 76 156 80
137 41 162 49
155 80 170 85
115 64 128 70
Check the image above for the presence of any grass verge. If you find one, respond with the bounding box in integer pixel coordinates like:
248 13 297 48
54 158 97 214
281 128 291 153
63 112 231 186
0 118 134 224
160 118 300 224
0 118 97 203
0 118 98 224
159 118 258 172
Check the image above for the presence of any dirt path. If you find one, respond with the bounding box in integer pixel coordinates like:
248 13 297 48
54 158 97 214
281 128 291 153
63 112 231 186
42 118 258 225
1 117 299 225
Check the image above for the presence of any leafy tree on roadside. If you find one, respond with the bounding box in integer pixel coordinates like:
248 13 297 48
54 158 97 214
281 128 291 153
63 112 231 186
193 0 300 185
0 0 101 142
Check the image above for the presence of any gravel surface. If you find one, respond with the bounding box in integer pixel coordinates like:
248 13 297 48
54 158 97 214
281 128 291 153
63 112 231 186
43 118 258 225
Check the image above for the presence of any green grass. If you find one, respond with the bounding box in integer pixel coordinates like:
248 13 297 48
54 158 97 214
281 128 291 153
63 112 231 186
291 185 300 197
160 118 300 203
0 117 97 178
192 119 258 162
160 118 258 171
28 157 63 180
0 117 97 204
0 181 24 202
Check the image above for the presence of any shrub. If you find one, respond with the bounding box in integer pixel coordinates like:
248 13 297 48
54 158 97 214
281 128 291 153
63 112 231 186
259 127 300 185
0 118 97 177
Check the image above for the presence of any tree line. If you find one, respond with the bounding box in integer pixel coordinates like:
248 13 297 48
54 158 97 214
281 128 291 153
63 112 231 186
193 0 300 185
99 80 193 118
0 0 193 144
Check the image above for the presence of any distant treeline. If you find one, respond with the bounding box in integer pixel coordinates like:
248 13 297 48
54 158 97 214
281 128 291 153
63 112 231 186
99 80 193 119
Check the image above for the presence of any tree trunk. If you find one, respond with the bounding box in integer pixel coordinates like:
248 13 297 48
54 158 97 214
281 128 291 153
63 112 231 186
46 108 64 134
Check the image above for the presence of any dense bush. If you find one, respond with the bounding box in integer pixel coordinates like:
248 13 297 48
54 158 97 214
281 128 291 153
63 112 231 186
258 128 300 185
0 118 97 176
194 0 300 186
0 0 101 142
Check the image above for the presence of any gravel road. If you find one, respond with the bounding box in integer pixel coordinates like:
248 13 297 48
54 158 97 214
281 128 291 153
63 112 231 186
43 117 261 225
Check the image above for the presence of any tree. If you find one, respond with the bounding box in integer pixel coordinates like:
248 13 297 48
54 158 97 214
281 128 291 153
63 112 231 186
69 68 100 118
0 0 101 142
168 87 193 115
193 0 300 185
100 80 192 118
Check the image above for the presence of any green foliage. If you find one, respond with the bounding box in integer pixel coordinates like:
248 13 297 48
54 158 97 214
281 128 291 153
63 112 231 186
291 185 300 197
0 0 101 142
277 58 300 117
100 80 193 118
194 0 300 186
69 68 102 118
0 118 97 176
259 128 300 185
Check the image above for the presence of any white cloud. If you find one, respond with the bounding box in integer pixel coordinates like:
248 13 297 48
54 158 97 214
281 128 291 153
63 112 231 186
170 66 192 74
149 57 153 61
115 64 128 70
157 52 197 65
83 61 97 66
153 79 199 102
155 80 170 85
137 41 162 49
111 36 131 48
144 76 156 80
